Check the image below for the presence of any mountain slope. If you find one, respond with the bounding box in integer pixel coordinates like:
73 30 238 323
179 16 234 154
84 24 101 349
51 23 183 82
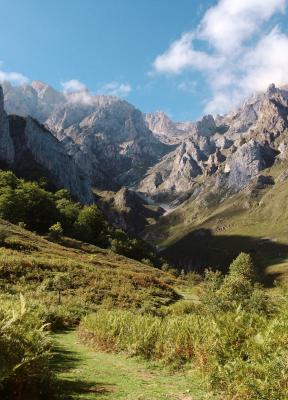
144 161 288 282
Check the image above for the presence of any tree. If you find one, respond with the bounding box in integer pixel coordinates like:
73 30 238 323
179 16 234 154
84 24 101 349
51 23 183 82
228 252 256 281
14 181 59 232
75 205 106 243
0 170 19 192
218 253 257 307
56 198 81 233
0 188 19 222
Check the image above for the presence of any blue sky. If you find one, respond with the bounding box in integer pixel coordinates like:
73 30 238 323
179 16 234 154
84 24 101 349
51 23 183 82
0 0 288 120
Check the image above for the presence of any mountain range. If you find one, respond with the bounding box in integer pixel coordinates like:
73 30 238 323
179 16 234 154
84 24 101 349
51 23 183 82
1 80 288 273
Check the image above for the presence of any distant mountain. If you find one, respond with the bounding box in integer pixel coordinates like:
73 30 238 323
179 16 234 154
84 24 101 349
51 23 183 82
2 79 288 242
3 81 169 189
139 84 287 202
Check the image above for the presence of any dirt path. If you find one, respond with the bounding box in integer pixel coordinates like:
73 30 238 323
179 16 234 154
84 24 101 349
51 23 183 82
52 330 211 400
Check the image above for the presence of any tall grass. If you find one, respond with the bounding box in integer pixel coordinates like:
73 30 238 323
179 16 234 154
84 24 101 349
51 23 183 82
79 307 288 399
0 296 52 399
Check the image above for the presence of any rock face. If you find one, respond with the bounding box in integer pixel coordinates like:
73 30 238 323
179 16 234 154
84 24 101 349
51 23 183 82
0 85 93 203
139 136 217 196
0 86 14 165
226 140 276 190
144 111 193 144
2 80 65 122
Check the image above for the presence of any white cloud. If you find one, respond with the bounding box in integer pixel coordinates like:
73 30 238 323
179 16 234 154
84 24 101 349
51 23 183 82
65 90 94 105
153 0 288 114
0 70 29 85
98 81 132 97
61 79 87 93
240 27 288 92
62 80 132 104
153 33 220 74
199 0 286 53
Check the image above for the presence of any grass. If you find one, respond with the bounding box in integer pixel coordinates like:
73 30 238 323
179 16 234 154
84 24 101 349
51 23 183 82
145 162 288 282
52 330 212 400
0 218 179 328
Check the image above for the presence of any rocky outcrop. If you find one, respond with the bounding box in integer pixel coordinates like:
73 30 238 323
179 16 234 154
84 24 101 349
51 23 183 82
219 84 288 143
225 140 276 190
144 111 193 144
139 84 288 200
195 115 216 137
139 139 205 195
144 112 217 144
96 187 164 234
2 80 65 122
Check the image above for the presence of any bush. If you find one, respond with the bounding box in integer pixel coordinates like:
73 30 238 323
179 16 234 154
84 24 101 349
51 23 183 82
48 222 63 241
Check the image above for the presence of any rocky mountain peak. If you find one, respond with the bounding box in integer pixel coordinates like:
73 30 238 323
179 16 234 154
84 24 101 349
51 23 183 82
195 114 216 137
31 80 64 104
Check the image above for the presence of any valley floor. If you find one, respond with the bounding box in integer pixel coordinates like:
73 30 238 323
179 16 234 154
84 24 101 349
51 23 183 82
52 330 212 400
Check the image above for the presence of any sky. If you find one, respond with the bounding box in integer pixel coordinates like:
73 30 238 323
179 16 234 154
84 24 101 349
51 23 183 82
0 0 288 121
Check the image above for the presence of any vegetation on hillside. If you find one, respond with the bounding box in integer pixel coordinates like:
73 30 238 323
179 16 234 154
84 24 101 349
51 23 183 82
0 170 162 266
79 253 288 400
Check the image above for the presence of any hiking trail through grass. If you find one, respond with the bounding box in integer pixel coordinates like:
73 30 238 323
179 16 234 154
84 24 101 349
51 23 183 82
52 330 212 400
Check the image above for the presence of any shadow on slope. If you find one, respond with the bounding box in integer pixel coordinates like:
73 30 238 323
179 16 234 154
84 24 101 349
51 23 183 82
162 229 288 285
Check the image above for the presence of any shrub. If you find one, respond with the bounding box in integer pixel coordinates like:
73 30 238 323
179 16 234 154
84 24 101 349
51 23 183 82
48 222 63 241
185 271 203 285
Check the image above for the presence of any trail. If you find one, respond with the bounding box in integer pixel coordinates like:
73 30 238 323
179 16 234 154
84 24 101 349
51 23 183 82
52 330 210 400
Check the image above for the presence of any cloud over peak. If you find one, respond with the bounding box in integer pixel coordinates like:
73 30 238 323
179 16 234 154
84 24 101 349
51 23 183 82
0 69 29 85
61 79 87 93
98 81 132 97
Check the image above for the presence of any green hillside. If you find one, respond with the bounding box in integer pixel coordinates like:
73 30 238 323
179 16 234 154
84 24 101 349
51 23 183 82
0 218 178 324
146 162 288 282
